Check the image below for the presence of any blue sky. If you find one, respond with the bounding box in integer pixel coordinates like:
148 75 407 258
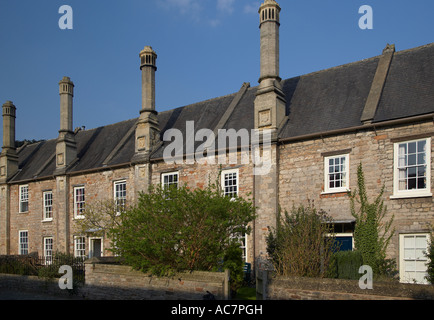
0 0 433 141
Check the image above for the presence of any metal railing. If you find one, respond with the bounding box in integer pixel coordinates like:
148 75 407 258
0 254 85 283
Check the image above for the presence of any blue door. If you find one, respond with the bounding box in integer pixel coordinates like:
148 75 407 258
335 236 353 251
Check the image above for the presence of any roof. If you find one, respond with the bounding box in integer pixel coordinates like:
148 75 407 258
9 42 434 182
374 43 434 122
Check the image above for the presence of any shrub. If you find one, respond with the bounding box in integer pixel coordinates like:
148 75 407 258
266 202 337 278
109 181 256 277
219 243 245 296
328 250 364 280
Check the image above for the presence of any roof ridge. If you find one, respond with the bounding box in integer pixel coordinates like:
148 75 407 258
284 42 434 82
157 90 239 115
77 117 138 133
283 55 381 82
392 42 434 57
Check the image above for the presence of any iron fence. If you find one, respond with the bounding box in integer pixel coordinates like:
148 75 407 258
0 254 85 283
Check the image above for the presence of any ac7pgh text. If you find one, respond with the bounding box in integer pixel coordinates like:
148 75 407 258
171 304 263 317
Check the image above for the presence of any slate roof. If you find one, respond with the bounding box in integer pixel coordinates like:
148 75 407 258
9 43 434 183
374 43 434 122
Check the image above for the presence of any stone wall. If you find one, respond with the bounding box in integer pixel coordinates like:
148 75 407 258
83 259 230 300
0 273 78 299
0 259 230 300
259 272 434 300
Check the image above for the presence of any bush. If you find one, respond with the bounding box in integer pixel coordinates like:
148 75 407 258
109 181 256 276
266 202 337 278
328 250 364 280
219 243 245 296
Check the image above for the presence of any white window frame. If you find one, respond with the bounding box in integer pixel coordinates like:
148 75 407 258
221 169 248 262
19 185 29 213
399 233 430 284
74 236 86 258
114 180 127 214
74 186 85 219
19 230 29 255
43 191 53 221
392 137 432 199
161 172 179 190
43 237 54 265
323 154 350 194
239 233 248 263
221 169 239 199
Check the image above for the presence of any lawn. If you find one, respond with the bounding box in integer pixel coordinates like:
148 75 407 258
234 286 256 300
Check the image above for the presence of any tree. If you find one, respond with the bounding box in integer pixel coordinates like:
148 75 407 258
75 200 124 238
350 163 395 277
266 202 337 278
109 181 256 277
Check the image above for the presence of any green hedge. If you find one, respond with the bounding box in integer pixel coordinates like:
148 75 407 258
328 251 364 280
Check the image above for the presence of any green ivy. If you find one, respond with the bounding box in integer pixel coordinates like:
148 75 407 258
425 232 434 284
350 163 396 278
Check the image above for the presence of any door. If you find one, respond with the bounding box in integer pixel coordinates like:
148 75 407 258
90 238 102 258
335 236 353 251
400 234 429 284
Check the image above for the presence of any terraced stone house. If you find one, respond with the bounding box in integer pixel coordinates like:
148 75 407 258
1 0 433 284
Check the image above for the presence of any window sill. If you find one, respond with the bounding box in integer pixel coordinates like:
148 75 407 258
321 189 351 195
42 218 53 223
390 192 433 199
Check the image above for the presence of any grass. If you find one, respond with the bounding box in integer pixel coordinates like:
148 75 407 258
234 286 256 300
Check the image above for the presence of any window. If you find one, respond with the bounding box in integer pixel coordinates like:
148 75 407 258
19 230 28 255
324 154 349 193
74 187 85 218
44 237 54 265
399 233 430 284
114 181 127 213
221 169 247 262
393 138 431 198
19 185 29 213
43 191 53 221
162 172 179 190
222 169 238 198
74 236 86 258
239 234 247 262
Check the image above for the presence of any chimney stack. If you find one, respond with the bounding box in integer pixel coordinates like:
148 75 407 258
254 0 286 133
55 77 77 173
133 46 160 162
140 46 157 112
0 101 18 182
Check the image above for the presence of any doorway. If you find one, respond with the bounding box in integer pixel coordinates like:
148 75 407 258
89 238 103 258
